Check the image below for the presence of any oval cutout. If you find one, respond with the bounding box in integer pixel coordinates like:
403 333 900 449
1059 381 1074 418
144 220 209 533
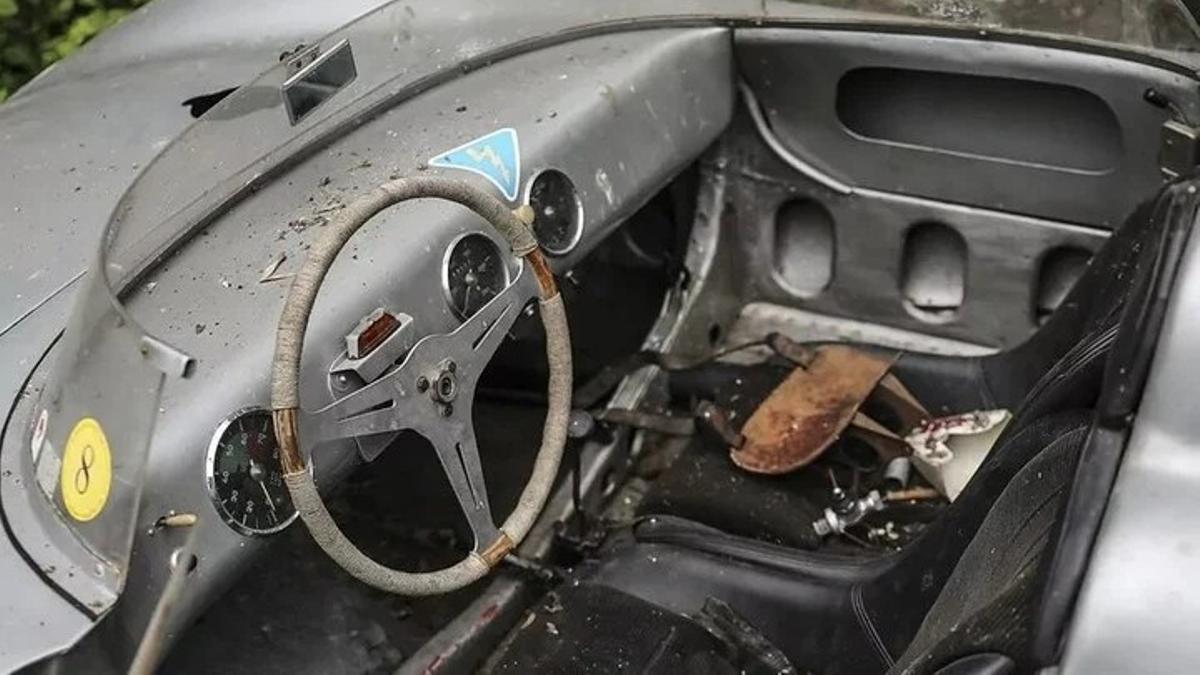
773 199 835 296
837 67 1121 172
901 222 966 323
1035 246 1092 324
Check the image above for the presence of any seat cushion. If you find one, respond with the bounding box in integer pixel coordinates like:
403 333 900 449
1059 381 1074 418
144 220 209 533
636 443 825 549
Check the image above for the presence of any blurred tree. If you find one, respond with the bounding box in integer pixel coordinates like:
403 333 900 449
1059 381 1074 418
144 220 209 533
1 0 148 102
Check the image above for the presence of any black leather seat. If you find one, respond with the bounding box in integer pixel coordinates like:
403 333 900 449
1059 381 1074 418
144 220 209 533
490 410 1090 674
635 197 1154 550
621 325 1109 671
489 192 1176 674
623 195 1167 673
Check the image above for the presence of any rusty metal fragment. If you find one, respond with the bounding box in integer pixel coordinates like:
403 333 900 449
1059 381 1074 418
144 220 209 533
695 400 744 448
732 345 897 474
765 332 818 368
872 373 928 433
846 411 908 460
596 408 696 436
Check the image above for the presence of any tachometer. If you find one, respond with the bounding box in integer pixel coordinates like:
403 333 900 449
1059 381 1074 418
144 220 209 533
526 169 583 255
443 232 509 319
205 409 297 536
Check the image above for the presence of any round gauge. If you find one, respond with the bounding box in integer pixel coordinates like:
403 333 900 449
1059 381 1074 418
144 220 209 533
443 232 510 319
205 409 297 536
526 169 583 255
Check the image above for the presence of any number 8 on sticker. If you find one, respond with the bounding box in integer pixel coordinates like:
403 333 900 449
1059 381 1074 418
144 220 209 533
60 418 112 522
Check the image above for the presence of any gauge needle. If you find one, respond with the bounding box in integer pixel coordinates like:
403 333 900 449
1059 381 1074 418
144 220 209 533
249 460 278 518
258 479 278 518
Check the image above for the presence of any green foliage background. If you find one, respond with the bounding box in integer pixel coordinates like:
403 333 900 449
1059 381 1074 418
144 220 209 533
0 0 148 102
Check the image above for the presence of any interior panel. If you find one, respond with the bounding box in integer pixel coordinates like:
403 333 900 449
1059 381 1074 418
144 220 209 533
713 111 1109 348
735 29 1198 228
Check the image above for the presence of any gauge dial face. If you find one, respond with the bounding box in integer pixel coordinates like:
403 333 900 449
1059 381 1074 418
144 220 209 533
206 410 297 536
527 169 583 255
443 233 509 319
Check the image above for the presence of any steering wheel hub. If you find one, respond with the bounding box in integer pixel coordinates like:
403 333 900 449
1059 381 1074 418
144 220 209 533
429 361 459 403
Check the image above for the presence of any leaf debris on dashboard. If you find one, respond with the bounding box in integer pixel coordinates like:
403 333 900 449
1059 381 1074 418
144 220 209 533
259 251 293 284
315 197 345 215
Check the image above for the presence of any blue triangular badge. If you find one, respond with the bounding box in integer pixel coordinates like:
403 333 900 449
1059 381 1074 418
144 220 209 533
429 128 521 201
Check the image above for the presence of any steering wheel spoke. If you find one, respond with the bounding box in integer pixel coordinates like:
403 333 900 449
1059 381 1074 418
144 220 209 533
446 261 538 388
425 416 502 552
301 366 424 447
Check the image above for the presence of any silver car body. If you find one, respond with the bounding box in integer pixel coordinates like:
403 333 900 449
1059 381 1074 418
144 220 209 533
1 0 1197 671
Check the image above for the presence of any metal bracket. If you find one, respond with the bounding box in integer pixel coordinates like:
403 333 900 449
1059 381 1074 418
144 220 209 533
282 43 320 76
139 335 195 378
1160 120 1200 179
281 39 357 125
330 311 415 383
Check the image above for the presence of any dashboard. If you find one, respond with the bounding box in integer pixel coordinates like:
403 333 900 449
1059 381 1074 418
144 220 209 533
0 25 732 652
0 23 731 669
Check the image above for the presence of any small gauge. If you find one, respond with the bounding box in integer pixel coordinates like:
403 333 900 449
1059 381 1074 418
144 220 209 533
526 169 583 255
206 409 297 536
443 232 510 319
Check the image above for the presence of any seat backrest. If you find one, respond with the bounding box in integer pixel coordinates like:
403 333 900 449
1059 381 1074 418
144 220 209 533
853 196 1172 671
890 199 1157 415
979 199 1156 408
854 410 1092 670
888 420 1090 674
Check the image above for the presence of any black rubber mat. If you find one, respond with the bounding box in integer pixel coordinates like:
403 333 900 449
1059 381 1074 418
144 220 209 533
485 582 735 675
637 442 825 549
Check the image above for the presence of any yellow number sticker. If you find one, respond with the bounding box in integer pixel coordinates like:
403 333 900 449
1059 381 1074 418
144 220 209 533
60 418 112 522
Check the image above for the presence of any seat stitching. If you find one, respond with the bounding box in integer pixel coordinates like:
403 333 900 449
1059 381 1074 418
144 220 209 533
1012 483 1068 544
1014 510 1060 575
991 483 1065 582
852 583 895 669
985 429 1086 580
1022 324 1117 405
1004 428 1086 544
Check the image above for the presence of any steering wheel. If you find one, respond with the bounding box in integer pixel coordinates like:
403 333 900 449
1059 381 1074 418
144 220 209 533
271 176 571 596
